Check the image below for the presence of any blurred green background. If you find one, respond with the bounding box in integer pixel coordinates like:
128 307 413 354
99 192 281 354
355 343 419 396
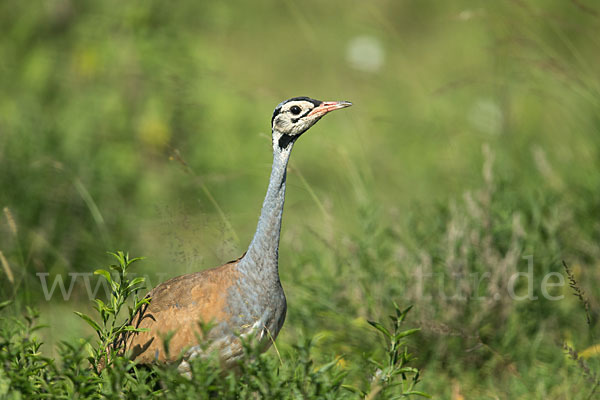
2 0 600 398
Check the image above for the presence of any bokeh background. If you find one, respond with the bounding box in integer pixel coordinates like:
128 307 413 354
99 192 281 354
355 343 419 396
2 0 600 397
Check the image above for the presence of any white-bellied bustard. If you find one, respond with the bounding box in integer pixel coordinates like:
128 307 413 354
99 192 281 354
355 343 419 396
116 97 352 374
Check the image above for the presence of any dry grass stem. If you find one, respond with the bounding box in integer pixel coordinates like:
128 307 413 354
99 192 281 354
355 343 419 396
3 207 17 237
0 250 14 284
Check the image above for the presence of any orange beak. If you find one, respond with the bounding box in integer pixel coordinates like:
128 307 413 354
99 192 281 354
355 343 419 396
307 101 353 118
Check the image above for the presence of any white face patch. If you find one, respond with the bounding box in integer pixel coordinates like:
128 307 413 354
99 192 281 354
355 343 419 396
269 96 354 150
272 100 321 137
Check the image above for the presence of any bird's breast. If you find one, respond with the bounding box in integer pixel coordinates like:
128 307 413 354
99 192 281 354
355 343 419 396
225 269 287 338
181 272 286 371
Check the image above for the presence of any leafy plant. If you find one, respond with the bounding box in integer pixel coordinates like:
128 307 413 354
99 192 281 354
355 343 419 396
74 251 149 373
561 261 599 399
1 249 429 398
345 303 429 399
0 306 58 397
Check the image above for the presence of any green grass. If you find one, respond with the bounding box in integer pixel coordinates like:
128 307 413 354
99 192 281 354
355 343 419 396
1 263 427 399
2 0 600 398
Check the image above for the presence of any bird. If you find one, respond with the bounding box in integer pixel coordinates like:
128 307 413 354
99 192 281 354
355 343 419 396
114 97 352 374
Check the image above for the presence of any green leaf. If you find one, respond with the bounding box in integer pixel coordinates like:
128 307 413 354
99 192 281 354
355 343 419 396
121 325 145 332
109 263 122 272
94 269 112 283
367 358 384 369
332 370 349 386
368 320 392 338
393 301 402 317
126 256 145 265
392 367 418 375
30 324 49 332
108 251 125 263
74 312 102 337
316 356 342 373
395 328 420 340
135 297 151 309
93 298 105 312
0 300 12 311
404 391 431 398
397 304 413 323
341 385 366 396
126 277 146 290
114 325 149 337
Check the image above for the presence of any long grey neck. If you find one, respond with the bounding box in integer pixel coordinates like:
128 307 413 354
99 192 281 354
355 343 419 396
240 132 293 278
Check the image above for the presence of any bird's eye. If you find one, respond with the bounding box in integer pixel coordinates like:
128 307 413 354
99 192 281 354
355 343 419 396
290 105 301 115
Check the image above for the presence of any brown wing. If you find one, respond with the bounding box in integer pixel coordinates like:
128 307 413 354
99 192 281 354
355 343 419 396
119 258 241 365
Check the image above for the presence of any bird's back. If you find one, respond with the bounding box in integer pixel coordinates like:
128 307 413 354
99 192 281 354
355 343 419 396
121 256 286 370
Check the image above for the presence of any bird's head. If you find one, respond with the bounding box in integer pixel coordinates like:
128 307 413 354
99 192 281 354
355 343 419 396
271 97 352 149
